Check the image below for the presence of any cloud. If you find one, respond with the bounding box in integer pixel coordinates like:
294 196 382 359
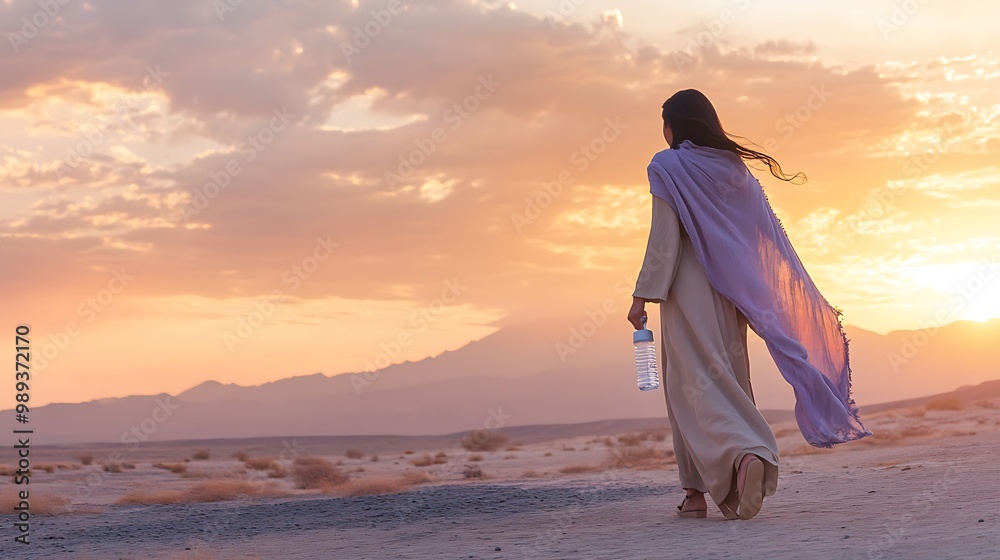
0 0 985 335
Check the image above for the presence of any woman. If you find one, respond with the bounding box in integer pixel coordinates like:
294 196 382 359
627 89 870 520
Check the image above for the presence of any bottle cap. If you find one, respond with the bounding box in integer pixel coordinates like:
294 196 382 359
633 316 653 343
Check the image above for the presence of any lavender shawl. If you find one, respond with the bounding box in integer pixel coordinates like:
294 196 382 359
648 140 871 448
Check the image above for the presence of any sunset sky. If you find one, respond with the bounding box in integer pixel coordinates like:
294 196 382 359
2 0 998 407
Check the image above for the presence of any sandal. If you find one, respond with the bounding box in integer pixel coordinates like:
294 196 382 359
736 454 765 520
676 495 707 519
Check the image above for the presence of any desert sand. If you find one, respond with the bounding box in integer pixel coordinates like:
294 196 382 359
2 395 998 559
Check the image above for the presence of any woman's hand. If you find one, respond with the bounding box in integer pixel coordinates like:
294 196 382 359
627 296 648 330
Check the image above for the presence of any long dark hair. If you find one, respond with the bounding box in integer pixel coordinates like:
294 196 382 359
661 89 805 183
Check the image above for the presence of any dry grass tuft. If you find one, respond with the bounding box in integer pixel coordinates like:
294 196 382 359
605 444 674 470
0 490 70 515
233 451 249 462
408 454 434 467
459 430 509 452
118 480 287 505
558 464 603 474
268 461 287 479
615 429 668 446
467 454 483 462
345 449 365 459
76 452 94 466
399 470 434 485
926 395 963 412
35 463 57 473
191 449 211 460
102 462 123 473
463 464 484 479
292 457 347 489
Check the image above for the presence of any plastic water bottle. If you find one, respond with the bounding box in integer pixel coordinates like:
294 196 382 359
634 316 659 391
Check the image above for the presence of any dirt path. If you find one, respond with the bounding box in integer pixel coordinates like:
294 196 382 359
8 431 999 560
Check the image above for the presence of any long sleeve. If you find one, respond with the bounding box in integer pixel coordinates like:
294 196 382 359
632 195 682 304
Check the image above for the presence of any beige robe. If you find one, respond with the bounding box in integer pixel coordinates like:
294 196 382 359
633 194 779 511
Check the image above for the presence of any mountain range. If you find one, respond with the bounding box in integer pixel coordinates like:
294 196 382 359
13 315 1000 445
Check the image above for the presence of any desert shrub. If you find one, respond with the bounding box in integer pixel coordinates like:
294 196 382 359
345 449 365 459
268 461 287 479
370 455 379 462
76 453 94 466
292 457 347 489
408 455 434 467
463 464 483 479
233 451 249 462
400 470 434 485
926 396 963 411
102 462 123 473
36 464 56 473
558 464 603 474
0 490 69 515
605 445 673 469
192 449 211 460
467 454 483 462
505 446 522 451
118 480 287 505
460 430 509 452
616 433 642 446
